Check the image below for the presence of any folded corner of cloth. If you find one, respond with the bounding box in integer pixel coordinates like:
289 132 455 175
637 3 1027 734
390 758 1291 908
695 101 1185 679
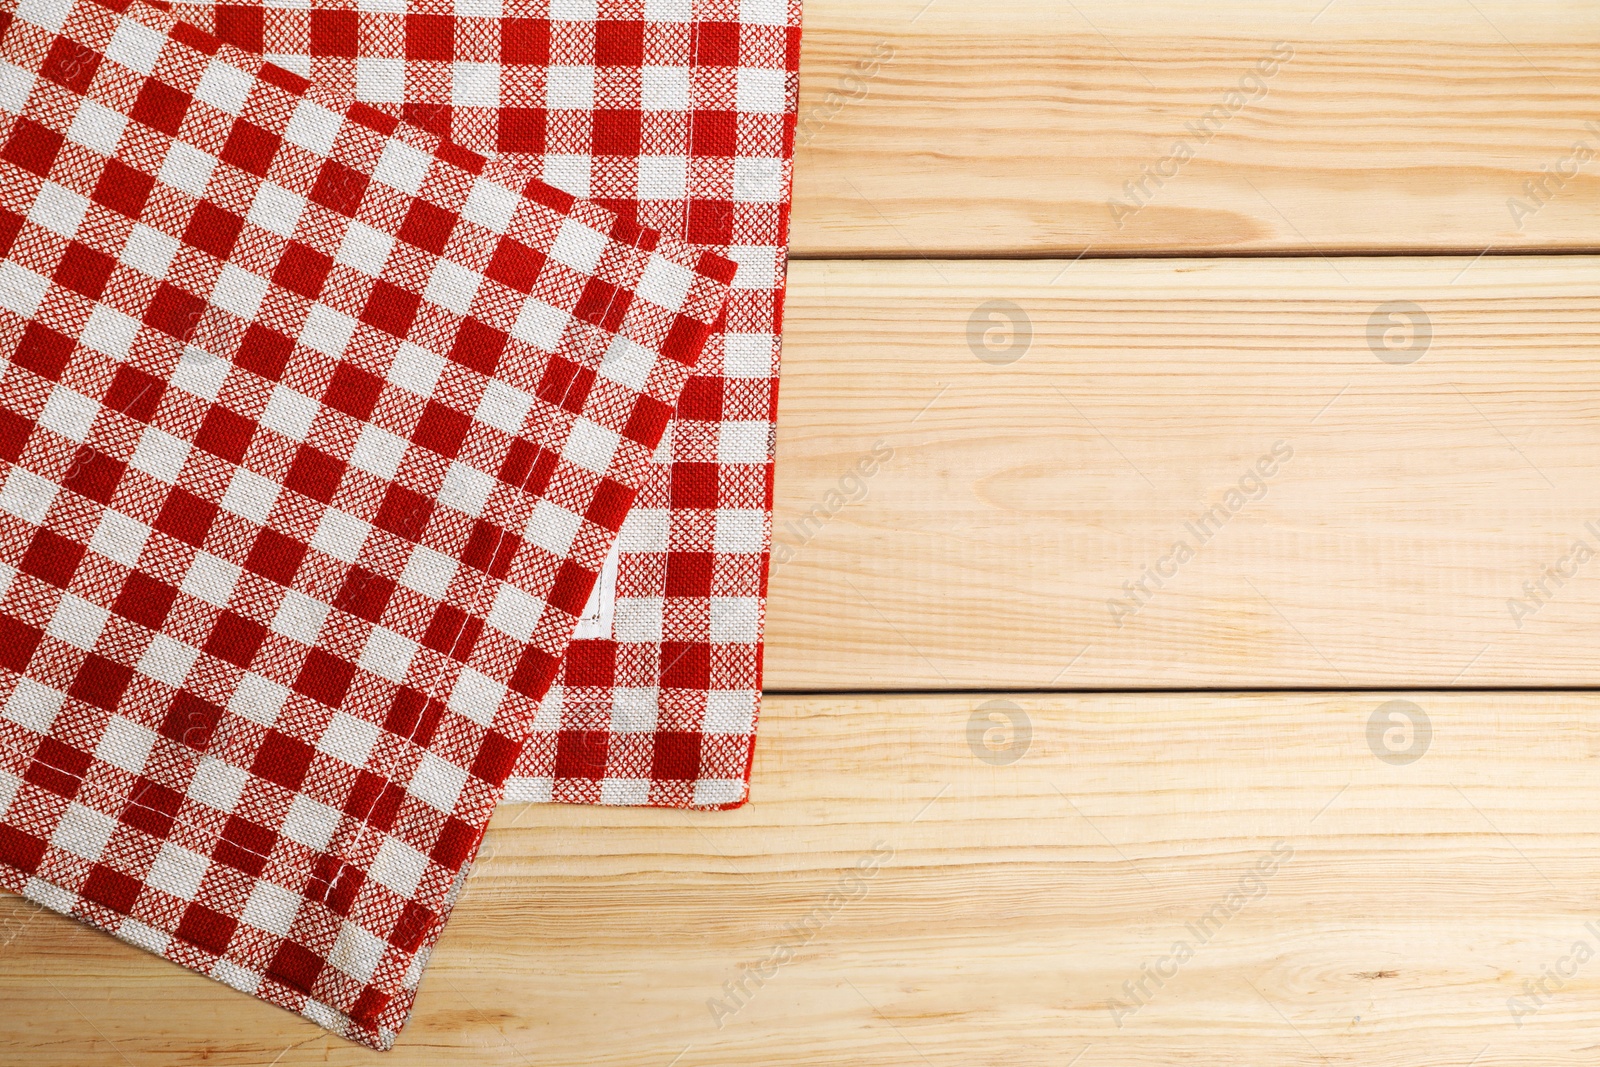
0 0 735 1046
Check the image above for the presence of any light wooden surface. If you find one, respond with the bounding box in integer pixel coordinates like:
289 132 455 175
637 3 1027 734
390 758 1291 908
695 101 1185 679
793 0 1600 257
6 693 1600 1065
8 1 1600 1061
765 257 1600 690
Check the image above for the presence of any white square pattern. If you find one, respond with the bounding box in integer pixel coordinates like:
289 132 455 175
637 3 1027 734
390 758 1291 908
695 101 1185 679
66 100 127 155
172 350 229 401
0 61 35 114
221 467 279 524
452 61 499 107
550 219 607 274
461 178 518 233
438 461 494 516
474 379 533 435
359 626 417 683
188 755 248 814
546 65 594 109
0 261 48 318
51 803 116 862
337 220 394 276
47 593 107 649
247 181 305 238
638 154 686 199
526 498 584 557
104 16 163 74
283 794 341 851
39 386 98 442
637 255 693 311
211 263 270 319
273 590 330 645
81 304 140 359
29 181 89 239
563 419 619 475
410 752 468 813
349 422 408 480
488 583 542 642
158 140 217 198
147 842 208 900
448 668 504 727
243 879 302 937
370 836 428 897
511 299 567 350
194 59 251 114
736 67 786 113
372 139 432 195
260 385 319 440
425 258 480 316
388 342 445 396
90 509 149 567
312 507 371 562
120 223 179 277
138 634 199 687
400 545 455 600
284 100 342 155
94 715 158 775
130 427 190 484
300 304 359 358
641 66 688 111
329 920 388 984
318 713 382 766
4 678 63 733
182 551 241 608
357 57 406 104
230 672 289 727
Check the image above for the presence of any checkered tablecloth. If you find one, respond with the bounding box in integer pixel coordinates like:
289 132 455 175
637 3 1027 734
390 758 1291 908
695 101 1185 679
165 0 802 810
0 0 731 1045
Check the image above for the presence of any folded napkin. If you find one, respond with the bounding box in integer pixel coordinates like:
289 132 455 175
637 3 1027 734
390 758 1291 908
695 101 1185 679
0 0 731 1046
166 0 803 810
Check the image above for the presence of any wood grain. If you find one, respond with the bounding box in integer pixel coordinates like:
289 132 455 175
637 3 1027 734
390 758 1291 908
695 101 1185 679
765 257 1600 690
4 692 1600 1064
8 5 1600 1062
793 0 1600 256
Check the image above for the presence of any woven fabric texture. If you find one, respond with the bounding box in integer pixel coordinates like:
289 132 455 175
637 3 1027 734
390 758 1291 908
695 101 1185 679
0 0 732 1045
165 0 803 810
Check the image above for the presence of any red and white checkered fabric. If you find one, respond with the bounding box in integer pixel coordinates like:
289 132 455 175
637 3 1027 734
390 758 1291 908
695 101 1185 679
164 0 802 809
0 0 732 1046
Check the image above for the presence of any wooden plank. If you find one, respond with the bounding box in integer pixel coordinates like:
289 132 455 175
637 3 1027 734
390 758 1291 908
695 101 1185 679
765 257 1600 690
792 0 1600 257
4 692 1600 1064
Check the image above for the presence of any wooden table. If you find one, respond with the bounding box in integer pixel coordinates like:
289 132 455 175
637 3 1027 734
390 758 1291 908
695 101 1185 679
7 1 1600 1061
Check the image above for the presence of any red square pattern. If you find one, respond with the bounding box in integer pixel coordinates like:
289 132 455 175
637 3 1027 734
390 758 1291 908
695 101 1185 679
161 0 804 812
0 0 732 1049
